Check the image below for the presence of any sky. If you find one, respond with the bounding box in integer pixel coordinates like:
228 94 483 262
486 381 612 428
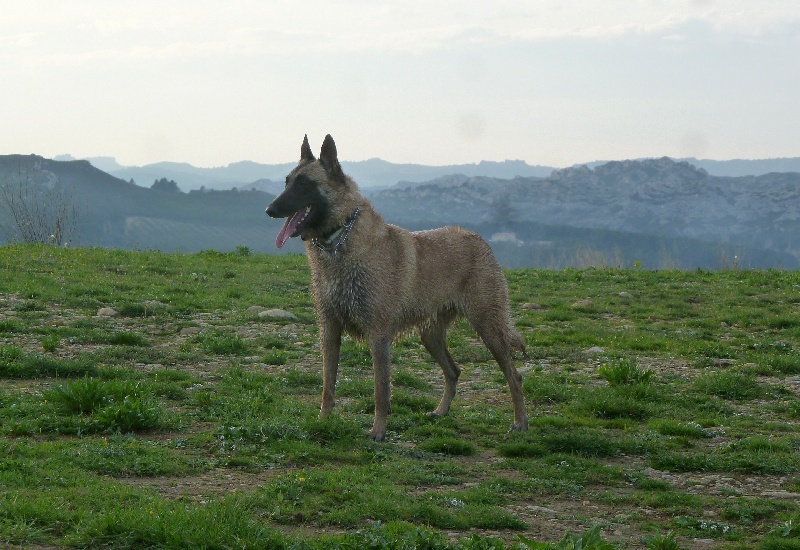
2 1 799 168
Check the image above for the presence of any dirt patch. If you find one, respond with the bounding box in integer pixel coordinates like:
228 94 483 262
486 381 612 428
116 468 286 503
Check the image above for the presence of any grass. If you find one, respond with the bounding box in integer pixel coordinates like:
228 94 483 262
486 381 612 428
1 244 799 548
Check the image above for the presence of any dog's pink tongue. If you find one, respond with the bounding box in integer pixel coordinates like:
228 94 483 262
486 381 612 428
275 208 306 249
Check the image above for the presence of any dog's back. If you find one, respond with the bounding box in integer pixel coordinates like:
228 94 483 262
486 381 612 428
403 225 524 349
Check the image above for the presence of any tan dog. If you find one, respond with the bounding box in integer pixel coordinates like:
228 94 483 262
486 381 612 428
266 135 528 440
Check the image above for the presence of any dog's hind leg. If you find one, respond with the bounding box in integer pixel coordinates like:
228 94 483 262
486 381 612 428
368 334 393 441
420 316 461 417
469 316 528 432
319 319 342 419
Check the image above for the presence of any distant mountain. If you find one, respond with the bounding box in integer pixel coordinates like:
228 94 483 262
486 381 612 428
237 179 285 195
371 157 800 269
580 157 800 177
3 153 800 269
67 154 800 193
102 157 553 191
0 154 292 254
678 157 800 177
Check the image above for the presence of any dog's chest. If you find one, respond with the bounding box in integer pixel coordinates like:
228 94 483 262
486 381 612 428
311 258 371 327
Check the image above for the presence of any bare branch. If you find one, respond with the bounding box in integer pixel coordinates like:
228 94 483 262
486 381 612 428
0 170 78 246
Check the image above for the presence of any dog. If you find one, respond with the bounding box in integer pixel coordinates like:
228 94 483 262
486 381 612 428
265 134 528 441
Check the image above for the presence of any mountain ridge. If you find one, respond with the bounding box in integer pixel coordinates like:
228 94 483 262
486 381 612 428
51 153 800 191
370 156 800 266
3 153 799 268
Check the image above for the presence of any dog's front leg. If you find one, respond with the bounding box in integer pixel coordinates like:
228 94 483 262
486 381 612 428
319 320 342 418
368 334 393 441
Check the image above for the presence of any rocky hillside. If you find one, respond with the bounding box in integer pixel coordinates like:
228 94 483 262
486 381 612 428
372 157 800 266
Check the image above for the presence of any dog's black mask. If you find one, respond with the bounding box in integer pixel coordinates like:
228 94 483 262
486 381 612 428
266 174 329 248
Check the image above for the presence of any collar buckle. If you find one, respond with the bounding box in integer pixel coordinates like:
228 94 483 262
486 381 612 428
312 206 360 256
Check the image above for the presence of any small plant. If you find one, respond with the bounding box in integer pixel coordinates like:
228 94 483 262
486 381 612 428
116 303 149 318
691 370 763 401
598 359 653 386
497 441 547 458
105 331 149 346
0 344 23 361
282 369 319 389
14 300 45 312
519 525 616 549
774 512 800 539
263 350 289 365
0 352 97 378
45 378 167 433
649 420 713 439
196 332 249 355
674 516 734 538
581 389 652 421
94 395 164 433
418 437 476 456
41 334 60 352
46 376 107 414
643 531 683 550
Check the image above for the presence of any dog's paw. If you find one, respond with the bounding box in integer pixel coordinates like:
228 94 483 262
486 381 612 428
369 430 386 442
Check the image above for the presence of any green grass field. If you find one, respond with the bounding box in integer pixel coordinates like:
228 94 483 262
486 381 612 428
1 244 799 549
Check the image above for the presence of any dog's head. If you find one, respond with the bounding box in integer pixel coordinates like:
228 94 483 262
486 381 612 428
266 134 356 249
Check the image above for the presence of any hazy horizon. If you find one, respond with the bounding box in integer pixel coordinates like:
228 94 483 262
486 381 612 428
3 2 799 168
47 152 800 173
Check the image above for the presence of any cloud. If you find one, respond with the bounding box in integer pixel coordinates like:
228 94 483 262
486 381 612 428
4 1 800 67
2 1 799 166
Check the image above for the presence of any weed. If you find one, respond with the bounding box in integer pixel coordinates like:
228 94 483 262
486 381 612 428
194 331 249 355
93 395 165 433
0 351 97 379
105 331 149 346
45 376 108 414
674 515 735 538
580 388 653 420
598 359 653 386
773 512 800 539
393 368 430 390
116 303 155 318
335 520 451 549
540 428 620 458
649 420 713 439
264 350 289 365
41 333 60 352
281 369 320 390
691 370 764 401
44 378 169 433
497 441 548 458
643 531 682 550
0 344 22 361
518 525 615 549
418 437 477 456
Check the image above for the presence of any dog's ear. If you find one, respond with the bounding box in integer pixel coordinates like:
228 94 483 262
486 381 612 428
319 134 345 181
301 135 315 162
